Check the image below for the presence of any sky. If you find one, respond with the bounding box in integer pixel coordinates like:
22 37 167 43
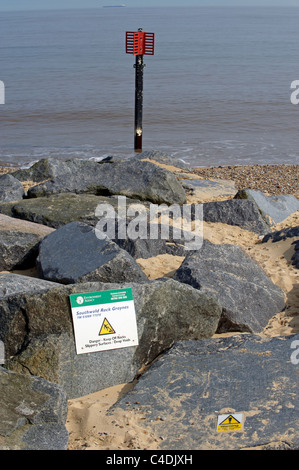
0 0 298 11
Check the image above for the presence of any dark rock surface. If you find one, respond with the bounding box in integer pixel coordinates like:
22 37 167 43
0 174 24 202
2 275 222 398
202 199 270 235
0 272 60 299
236 188 299 225
173 240 286 333
11 157 74 183
25 158 187 205
115 334 299 450
0 214 54 270
0 367 68 450
0 193 145 229
37 221 148 284
0 231 41 270
0 273 63 358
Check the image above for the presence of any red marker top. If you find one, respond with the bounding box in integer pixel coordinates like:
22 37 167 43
126 31 155 56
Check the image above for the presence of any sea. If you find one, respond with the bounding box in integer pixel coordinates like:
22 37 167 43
1 6 299 169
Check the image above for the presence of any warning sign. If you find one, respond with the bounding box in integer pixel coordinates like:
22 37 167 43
99 318 116 336
69 288 139 354
217 413 243 432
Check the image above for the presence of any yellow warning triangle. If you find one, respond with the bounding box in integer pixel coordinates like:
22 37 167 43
99 318 115 336
220 415 240 426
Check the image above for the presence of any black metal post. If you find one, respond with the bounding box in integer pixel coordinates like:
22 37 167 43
134 54 144 152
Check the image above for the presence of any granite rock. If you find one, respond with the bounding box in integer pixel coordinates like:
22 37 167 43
235 188 299 225
37 221 148 284
115 334 299 450
0 174 24 202
173 240 286 333
2 275 222 398
0 193 145 229
11 157 73 183
201 199 270 235
0 273 63 358
0 214 54 270
26 158 187 205
0 367 68 450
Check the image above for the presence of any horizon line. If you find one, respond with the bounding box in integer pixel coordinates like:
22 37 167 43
1 5 299 13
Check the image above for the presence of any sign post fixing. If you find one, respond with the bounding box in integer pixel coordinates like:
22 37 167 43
126 28 155 152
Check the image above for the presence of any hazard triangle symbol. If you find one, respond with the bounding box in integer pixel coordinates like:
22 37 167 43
219 415 240 426
99 318 115 336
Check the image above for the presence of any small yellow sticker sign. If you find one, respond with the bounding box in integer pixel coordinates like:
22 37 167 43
217 413 243 432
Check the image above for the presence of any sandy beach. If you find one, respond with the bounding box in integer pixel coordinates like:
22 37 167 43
1 163 298 450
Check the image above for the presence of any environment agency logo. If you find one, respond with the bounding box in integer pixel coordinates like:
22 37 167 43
76 296 84 305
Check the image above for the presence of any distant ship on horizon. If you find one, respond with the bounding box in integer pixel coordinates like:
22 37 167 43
102 4 126 7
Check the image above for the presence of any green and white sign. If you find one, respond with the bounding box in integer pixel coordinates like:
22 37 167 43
69 288 139 354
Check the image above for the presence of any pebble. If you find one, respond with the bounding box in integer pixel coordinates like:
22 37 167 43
193 164 299 199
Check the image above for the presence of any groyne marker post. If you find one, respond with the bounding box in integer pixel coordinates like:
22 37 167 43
126 28 155 152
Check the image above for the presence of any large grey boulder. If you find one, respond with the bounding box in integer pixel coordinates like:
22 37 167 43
0 193 145 229
173 240 285 333
0 231 40 271
11 157 73 183
26 158 187 205
235 188 299 225
0 214 54 270
0 273 62 358
25 158 104 198
0 367 68 450
2 275 222 398
202 199 270 235
115 334 299 450
0 174 24 202
37 221 148 284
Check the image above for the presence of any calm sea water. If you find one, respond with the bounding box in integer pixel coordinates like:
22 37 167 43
1 6 299 168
